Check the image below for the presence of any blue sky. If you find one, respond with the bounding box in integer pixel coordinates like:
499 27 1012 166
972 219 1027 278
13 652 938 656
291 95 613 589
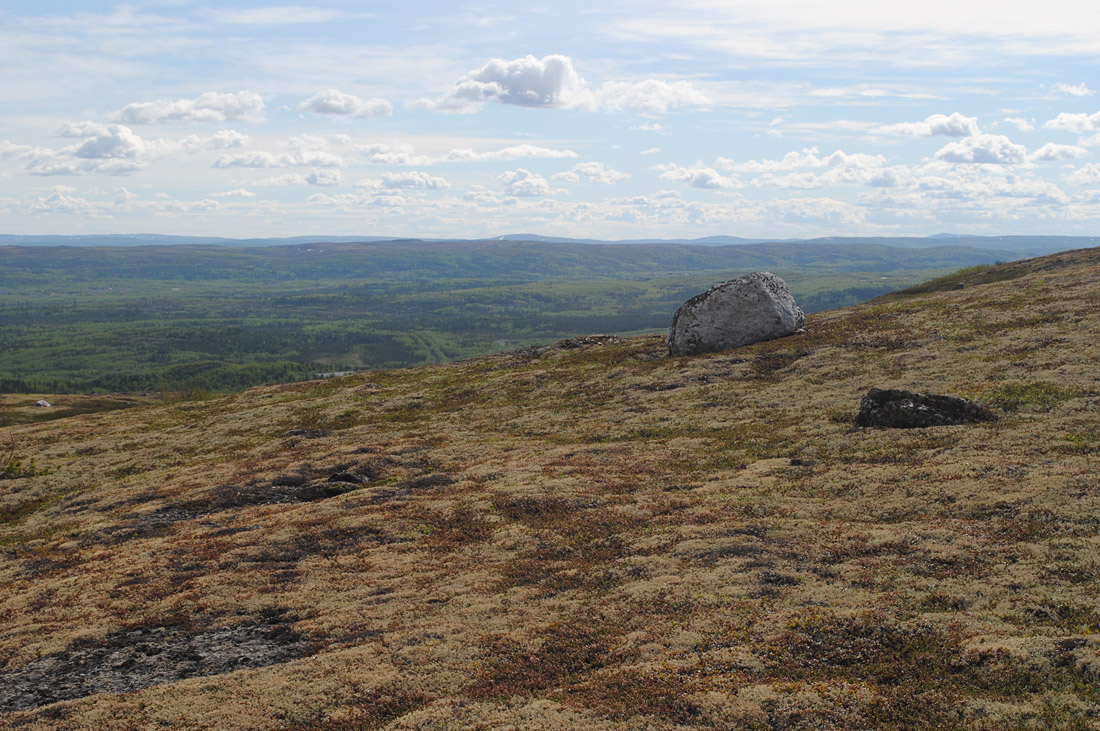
2 1 1100 239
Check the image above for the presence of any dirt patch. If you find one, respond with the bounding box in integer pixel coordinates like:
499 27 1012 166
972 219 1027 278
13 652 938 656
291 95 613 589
0 612 313 712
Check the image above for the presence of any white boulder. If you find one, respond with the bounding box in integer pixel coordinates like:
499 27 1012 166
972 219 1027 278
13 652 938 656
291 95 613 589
666 272 805 356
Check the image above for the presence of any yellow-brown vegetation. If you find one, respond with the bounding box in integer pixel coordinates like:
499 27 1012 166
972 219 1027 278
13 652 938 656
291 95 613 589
2 248 1099 729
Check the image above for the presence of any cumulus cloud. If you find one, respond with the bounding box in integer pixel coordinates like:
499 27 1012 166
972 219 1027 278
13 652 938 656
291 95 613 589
436 54 587 112
641 147 661 155
1052 82 1094 97
355 142 576 166
432 54 708 114
213 147 342 168
206 7 341 24
0 140 36 158
876 113 980 137
596 79 710 113
306 167 342 186
934 134 1027 164
1043 110 1100 133
56 121 111 138
209 189 257 198
1029 143 1089 161
30 192 95 215
1003 117 1035 132
718 148 887 174
656 163 742 189
115 91 264 124
356 171 450 190
73 124 145 159
299 89 392 119
251 173 311 186
442 144 578 162
204 130 250 149
1066 163 1100 185
553 162 630 184
22 124 151 176
498 168 564 196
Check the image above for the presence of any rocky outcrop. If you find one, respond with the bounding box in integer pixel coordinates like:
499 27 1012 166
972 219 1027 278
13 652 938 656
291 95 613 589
666 272 805 356
856 388 995 428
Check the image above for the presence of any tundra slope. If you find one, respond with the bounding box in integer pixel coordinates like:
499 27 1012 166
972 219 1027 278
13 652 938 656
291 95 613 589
1 248 1099 729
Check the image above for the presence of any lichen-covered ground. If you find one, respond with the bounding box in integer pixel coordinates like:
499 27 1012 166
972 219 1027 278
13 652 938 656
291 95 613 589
2 248 1099 729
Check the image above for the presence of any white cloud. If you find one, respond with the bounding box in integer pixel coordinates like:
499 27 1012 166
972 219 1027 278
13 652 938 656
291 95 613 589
204 130 250 149
876 113 979 137
30 192 95 215
56 121 111 138
436 54 589 113
442 144 578 162
1029 142 1088 161
1003 117 1035 131
1066 163 1100 185
209 188 257 198
305 167 342 186
555 161 630 184
657 163 742 189
433 54 708 114
74 124 145 159
498 168 563 196
596 79 710 113
355 142 577 166
934 134 1027 164
0 141 35 158
206 7 341 24
718 148 887 173
213 147 342 168
641 147 660 155
1043 110 1100 133
356 171 450 190
115 91 264 124
300 89 392 119
1052 82 1094 97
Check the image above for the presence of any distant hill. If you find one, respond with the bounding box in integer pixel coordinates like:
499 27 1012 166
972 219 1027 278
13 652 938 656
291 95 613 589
3 232 1095 256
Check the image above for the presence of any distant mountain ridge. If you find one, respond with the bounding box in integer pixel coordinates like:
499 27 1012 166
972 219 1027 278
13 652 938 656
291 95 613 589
3 233 1097 256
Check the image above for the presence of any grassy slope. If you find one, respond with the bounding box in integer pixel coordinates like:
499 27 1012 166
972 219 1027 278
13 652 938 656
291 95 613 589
2 248 1099 728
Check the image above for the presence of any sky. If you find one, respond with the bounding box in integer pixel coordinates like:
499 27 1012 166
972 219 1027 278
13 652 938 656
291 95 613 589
2 1 1100 240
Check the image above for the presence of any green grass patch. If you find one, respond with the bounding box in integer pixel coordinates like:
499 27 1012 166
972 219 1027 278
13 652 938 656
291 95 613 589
988 382 1082 412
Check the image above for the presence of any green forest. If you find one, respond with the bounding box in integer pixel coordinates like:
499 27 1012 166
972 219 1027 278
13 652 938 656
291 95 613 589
0 239 1018 393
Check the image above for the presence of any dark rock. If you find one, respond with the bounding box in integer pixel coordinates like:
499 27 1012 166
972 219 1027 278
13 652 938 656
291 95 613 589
856 388 995 428
0 614 313 712
327 471 371 484
281 429 331 439
272 474 310 487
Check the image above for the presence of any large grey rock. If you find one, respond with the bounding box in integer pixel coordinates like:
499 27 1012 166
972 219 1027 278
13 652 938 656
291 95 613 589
666 272 805 356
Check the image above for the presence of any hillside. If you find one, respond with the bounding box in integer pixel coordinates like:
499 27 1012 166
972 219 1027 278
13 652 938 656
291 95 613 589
1 240 1014 393
2 248 1099 729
